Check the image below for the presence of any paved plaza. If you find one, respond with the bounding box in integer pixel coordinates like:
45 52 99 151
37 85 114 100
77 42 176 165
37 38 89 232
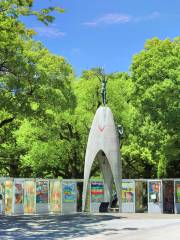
0 213 180 240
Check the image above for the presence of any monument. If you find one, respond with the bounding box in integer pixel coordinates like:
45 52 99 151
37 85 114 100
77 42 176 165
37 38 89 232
82 72 122 212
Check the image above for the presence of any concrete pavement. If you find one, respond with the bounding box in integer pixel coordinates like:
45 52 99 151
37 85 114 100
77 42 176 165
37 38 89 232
0 213 180 240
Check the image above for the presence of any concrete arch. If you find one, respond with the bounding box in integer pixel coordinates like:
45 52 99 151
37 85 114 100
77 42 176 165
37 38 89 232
96 150 114 203
82 107 122 212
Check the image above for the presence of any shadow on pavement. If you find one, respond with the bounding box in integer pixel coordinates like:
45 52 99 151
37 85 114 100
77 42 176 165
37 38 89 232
0 213 126 240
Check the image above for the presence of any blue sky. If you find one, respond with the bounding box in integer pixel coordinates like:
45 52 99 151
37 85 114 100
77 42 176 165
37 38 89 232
22 0 180 76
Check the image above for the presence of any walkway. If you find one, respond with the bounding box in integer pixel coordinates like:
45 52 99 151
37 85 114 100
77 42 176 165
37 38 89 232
0 213 180 240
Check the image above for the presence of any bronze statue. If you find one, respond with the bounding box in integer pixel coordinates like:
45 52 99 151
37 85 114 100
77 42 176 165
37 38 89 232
101 74 107 106
118 124 124 139
93 67 107 106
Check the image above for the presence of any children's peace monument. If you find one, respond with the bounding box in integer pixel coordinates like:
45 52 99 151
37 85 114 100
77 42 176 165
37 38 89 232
82 73 122 212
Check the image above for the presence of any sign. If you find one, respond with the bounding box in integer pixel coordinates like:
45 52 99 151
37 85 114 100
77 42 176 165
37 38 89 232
0 181 4 200
63 182 76 203
36 181 49 204
135 181 143 210
149 182 160 203
91 181 104 203
15 183 23 204
163 181 174 213
122 181 134 203
0 181 5 214
24 180 35 213
50 180 61 212
5 180 13 214
175 182 180 203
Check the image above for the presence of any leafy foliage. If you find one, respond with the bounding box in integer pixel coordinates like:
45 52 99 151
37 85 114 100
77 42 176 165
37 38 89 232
0 0 179 179
130 38 180 177
0 0 75 177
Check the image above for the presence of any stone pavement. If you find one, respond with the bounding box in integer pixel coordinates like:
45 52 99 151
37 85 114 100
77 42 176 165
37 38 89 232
0 213 180 240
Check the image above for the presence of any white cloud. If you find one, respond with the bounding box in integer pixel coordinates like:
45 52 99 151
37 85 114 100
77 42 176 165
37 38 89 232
83 12 160 27
72 48 80 55
134 11 160 23
83 13 131 26
34 27 66 38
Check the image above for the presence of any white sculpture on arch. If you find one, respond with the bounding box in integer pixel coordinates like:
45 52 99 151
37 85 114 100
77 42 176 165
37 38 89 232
82 106 122 212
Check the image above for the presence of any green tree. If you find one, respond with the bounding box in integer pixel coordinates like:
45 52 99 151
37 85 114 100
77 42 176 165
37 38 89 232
0 0 76 177
130 37 180 177
0 0 65 128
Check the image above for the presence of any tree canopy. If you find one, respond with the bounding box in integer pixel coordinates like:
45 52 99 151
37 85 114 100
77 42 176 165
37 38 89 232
0 0 179 179
0 0 76 177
